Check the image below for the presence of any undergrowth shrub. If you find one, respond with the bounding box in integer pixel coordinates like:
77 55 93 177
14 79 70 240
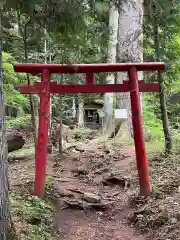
143 95 180 155
143 98 163 141
10 194 54 240
171 129 180 153
7 115 32 129
72 127 94 140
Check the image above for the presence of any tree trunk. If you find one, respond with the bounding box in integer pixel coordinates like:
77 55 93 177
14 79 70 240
58 117 63 154
103 3 119 136
78 95 84 127
26 74 37 150
72 98 76 119
57 75 63 155
16 11 37 148
58 97 63 154
116 0 143 137
44 29 53 140
23 32 37 150
0 33 9 240
153 4 172 153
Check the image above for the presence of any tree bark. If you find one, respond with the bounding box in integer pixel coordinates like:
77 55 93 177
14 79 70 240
58 99 63 154
44 28 52 135
57 75 63 155
153 4 172 153
58 118 63 154
103 3 119 137
116 0 143 137
17 13 37 151
78 95 84 127
0 30 9 240
24 39 37 150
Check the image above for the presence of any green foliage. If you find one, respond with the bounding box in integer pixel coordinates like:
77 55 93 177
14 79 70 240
143 93 180 155
72 127 94 140
7 115 32 128
1 0 109 124
2 0 179 140
45 176 54 188
8 147 35 163
2 52 26 84
143 95 163 140
23 196 54 240
51 93 73 121
5 84 28 109
171 129 180 153
10 194 54 240
2 52 29 115
144 1 180 133
23 196 53 221
27 225 53 240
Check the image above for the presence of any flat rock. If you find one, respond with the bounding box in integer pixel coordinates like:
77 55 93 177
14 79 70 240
103 174 130 188
74 146 85 152
83 200 113 211
72 167 88 176
170 217 178 224
7 129 25 153
63 199 83 209
94 168 109 174
83 192 101 203
58 189 74 198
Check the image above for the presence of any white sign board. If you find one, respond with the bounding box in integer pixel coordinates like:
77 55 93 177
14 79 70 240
115 109 127 119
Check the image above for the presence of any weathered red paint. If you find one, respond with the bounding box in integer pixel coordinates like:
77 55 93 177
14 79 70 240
14 62 165 197
86 72 94 84
18 81 160 94
14 62 165 74
34 68 50 197
128 67 150 196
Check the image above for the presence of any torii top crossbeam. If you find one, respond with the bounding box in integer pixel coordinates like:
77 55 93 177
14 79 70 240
14 62 165 74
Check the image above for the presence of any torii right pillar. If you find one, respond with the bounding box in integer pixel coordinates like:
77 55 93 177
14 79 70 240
128 67 150 196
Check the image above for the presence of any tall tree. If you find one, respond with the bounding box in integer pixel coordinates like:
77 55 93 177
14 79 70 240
103 3 119 136
0 4 9 238
78 95 85 127
116 0 144 137
1 6 41 148
143 0 180 152
152 2 172 153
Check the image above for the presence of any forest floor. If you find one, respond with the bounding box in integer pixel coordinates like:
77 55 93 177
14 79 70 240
9 129 180 240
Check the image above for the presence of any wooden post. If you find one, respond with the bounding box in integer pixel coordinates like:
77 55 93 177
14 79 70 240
34 69 50 197
128 67 150 196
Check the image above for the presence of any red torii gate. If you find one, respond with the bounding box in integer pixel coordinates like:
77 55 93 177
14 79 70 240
14 62 165 197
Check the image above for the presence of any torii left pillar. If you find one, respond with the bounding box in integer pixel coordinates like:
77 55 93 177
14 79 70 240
34 69 50 197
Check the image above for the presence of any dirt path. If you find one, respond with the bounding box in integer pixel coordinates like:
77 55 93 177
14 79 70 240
9 137 180 239
50 141 145 240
